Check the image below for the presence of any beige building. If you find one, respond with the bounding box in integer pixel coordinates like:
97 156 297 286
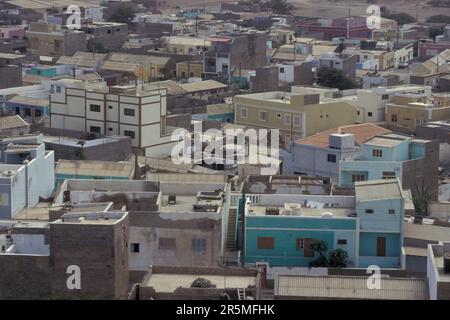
50 82 177 157
162 36 211 55
26 22 87 57
234 91 358 142
386 92 450 133
176 61 203 79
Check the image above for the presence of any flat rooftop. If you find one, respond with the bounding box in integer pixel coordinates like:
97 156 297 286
159 194 223 214
144 274 256 293
247 204 354 218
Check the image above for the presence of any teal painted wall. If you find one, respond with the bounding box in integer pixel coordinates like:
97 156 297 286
245 215 357 267
359 232 401 268
208 112 234 123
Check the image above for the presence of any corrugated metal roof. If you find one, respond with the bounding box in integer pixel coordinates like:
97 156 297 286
355 179 403 201
276 275 427 300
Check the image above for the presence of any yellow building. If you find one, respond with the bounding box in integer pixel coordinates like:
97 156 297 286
176 61 204 78
234 91 358 142
386 93 450 133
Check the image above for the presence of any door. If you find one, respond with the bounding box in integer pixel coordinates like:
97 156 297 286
304 238 314 257
376 237 386 257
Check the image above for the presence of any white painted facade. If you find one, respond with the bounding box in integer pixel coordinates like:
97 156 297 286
50 85 176 157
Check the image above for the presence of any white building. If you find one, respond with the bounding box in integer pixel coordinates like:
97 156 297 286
50 83 177 157
0 134 54 219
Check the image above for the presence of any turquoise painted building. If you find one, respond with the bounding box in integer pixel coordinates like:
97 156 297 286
339 133 426 187
242 178 405 269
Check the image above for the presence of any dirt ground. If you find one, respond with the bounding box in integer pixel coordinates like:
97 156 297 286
173 0 450 21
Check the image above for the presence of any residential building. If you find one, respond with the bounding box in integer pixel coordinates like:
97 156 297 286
234 91 358 143
49 82 177 157
0 53 25 89
297 16 397 41
26 22 87 57
0 211 129 299
105 53 176 80
203 32 268 82
238 177 407 269
339 133 439 200
0 115 30 136
52 178 227 276
0 134 54 219
427 241 450 300
386 93 450 133
131 265 262 300
277 61 314 87
162 36 211 55
83 22 129 51
274 274 426 299
176 61 203 79
282 123 391 181
55 160 135 186
355 85 432 123
318 52 358 80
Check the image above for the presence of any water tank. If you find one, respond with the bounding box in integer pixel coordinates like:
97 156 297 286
329 133 355 150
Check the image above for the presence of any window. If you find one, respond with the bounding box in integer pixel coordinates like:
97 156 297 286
191 238 207 252
241 107 248 118
124 130 135 139
327 154 337 163
124 108 135 116
368 112 373 117
382 171 396 179
391 114 398 123
34 109 42 117
276 113 282 119
352 174 365 183
56 86 62 93
90 126 101 133
159 237 176 250
280 67 285 73
257 237 274 249
388 209 395 214
131 243 140 253
382 94 389 100
90 104 101 112
365 209 374 214
293 115 300 127
259 111 267 121
296 238 304 250
284 114 291 126
337 239 347 245
372 149 383 157
108 127 113 131
108 105 113 109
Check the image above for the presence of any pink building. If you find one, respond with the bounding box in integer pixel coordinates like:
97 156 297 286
0 26 26 40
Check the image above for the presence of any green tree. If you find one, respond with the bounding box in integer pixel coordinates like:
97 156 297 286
381 9 416 25
267 0 294 15
426 14 450 24
309 239 328 267
328 249 349 267
413 179 432 218
110 5 136 24
316 67 358 90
